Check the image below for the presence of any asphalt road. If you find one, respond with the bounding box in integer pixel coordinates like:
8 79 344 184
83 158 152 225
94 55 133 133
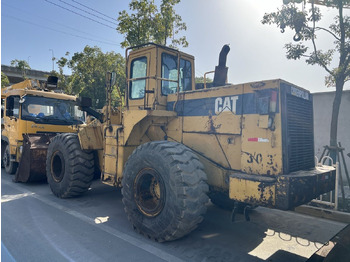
1 168 347 262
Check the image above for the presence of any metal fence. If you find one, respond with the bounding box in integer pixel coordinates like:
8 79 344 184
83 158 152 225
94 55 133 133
313 156 339 210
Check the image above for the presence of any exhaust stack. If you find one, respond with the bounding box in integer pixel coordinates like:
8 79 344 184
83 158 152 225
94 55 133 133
213 44 230 87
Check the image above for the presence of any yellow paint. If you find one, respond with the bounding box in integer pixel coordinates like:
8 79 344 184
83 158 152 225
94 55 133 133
77 44 334 210
229 177 276 206
1 79 79 164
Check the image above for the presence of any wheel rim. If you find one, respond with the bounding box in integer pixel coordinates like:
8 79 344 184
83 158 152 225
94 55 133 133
4 146 10 169
134 168 165 217
51 151 65 182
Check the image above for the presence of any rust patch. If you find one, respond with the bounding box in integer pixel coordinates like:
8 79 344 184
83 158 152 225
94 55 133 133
250 82 266 89
206 113 221 133
15 134 55 183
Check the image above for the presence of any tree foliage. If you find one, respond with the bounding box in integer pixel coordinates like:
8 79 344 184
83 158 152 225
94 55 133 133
10 59 31 78
1 72 10 88
117 0 188 48
195 76 213 84
10 59 31 70
56 46 126 109
262 0 350 150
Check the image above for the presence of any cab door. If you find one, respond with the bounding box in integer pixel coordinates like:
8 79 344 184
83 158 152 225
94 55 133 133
4 95 21 155
127 52 156 110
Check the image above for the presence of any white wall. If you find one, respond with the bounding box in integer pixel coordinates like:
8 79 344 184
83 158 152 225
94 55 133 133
313 90 350 183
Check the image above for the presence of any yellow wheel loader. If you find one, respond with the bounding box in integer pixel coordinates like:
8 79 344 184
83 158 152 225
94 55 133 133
45 43 336 242
1 76 85 183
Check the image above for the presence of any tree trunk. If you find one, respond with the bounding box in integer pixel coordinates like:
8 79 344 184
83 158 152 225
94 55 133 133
329 79 344 160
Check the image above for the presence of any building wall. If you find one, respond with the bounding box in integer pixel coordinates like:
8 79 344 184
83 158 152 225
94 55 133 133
313 90 350 182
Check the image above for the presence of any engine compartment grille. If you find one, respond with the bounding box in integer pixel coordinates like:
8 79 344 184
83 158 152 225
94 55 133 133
281 83 315 174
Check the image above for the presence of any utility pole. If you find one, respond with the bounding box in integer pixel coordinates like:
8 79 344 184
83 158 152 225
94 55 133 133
49 49 55 71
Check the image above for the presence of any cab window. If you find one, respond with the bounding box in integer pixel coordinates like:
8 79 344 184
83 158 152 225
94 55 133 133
162 53 178 95
180 59 192 92
161 53 192 95
130 57 147 99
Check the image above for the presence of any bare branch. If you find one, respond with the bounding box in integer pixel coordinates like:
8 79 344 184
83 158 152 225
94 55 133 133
310 1 333 76
315 26 341 41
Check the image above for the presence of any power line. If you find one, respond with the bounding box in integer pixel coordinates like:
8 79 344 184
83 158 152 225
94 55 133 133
3 14 118 46
58 0 118 26
71 0 118 23
3 2 118 45
44 0 116 30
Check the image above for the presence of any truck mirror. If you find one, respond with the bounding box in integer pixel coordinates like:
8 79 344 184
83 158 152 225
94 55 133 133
47 76 58 90
111 72 117 87
1 108 3 118
106 72 117 88
6 97 14 117
77 97 92 108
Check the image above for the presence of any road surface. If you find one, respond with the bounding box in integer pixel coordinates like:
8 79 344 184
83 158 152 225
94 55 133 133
1 168 347 261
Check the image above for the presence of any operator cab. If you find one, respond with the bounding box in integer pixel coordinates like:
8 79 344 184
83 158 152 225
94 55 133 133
126 43 195 111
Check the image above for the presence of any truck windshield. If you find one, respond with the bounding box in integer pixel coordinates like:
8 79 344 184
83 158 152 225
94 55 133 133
21 95 84 125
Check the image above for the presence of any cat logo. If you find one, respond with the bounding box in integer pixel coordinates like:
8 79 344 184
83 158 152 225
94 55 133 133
214 96 238 115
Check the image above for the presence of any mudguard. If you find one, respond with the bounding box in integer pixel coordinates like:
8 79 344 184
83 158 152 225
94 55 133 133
14 134 55 182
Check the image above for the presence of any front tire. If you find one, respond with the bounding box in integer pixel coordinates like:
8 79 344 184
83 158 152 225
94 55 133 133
46 133 94 198
3 144 18 174
122 141 209 242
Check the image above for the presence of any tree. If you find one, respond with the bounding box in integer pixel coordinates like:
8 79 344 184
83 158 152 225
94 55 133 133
195 76 213 84
155 0 188 47
57 46 126 109
1 72 10 88
10 59 31 78
117 0 188 48
262 0 350 157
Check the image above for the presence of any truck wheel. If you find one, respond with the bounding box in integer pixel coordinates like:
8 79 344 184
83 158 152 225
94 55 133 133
122 141 209 242
46 133 94 198
3 144 18 174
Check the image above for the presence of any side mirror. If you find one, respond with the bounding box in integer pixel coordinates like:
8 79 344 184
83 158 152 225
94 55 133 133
1 108 4 118
47 76 58 90
77 97 92 108
6 97 14 117
106 72 117 88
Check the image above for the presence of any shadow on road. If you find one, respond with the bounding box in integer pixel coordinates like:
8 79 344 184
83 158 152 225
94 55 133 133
2 169 345 262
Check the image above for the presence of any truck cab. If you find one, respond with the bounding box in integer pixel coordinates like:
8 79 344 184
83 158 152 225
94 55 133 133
1 78 84 177
126 43 195 111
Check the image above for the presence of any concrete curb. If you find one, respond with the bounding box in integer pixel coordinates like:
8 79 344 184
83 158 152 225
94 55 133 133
295 205 350 224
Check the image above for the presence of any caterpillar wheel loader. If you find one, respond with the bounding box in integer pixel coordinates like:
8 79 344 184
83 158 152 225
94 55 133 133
45 43 336 242
1 76 85 182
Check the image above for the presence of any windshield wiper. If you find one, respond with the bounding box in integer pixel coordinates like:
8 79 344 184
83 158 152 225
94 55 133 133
33 116 74 125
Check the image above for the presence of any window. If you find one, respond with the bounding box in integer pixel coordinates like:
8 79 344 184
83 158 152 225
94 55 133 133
180 59 192 92
20 95 85 125
130 57 147 99
161 53 192 95
162 53 178 95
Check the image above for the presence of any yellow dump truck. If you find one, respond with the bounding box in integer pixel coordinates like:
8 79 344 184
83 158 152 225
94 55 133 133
1 76 85 182
45 43 335 242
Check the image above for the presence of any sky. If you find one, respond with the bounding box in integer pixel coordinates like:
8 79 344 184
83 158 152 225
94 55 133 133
1 0 349 93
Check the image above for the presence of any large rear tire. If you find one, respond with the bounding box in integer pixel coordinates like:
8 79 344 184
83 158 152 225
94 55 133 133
3 144 18 174
122 141 209 242
46 133 94 198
